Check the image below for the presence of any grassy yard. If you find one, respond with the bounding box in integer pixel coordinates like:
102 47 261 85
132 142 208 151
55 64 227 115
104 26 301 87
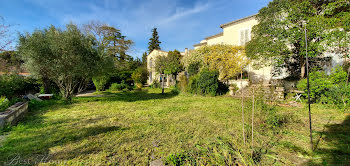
0 88 349 165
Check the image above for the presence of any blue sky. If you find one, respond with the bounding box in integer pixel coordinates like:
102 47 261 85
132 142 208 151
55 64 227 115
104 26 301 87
0 0 272 59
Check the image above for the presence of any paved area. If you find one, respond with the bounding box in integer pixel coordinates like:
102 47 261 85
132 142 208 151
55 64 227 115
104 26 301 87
76 90 105 97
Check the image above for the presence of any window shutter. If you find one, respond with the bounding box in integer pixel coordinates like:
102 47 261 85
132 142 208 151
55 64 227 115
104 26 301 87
245 29 249 44
240 30 244 46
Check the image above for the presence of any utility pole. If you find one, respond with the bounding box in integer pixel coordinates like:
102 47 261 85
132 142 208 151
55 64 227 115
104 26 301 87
305 22 313 151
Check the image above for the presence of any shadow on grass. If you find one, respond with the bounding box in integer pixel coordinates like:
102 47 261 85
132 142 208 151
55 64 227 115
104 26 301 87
75 89 179 103
0 89 176 164
306 115 350 165
0 95 129 164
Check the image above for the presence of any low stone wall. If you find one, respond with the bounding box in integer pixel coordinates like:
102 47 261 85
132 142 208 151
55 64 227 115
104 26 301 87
228 79 249 89
0 102 28 128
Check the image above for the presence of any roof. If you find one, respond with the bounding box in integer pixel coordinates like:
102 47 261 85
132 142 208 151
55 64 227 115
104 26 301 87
220 14 257 28
148 49 168 56
193 42 207 47
205 32 223 40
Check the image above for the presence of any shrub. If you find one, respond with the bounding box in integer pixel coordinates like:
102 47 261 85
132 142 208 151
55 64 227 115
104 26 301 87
297 70 331 102
326 84 350 110
297 66 349 109
109 80 133 91
0 96 10 112
93 75 110 92
197 69 219 96
187 69 228 96
187 74 199 94
188 62 201 76
177 74 188 92
150 80 160 88
109 83 123 91
131 67 148 85
0 74 40 99
135 83 143 89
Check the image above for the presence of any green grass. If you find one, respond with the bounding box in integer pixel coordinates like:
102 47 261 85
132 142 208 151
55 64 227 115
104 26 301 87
0 88 349 165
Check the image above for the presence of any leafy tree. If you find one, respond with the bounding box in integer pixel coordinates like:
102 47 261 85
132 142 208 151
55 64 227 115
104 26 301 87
246 0 349 79
148 28 161 53
19 24 113 102
166 50 183 80
155 55 168 94
186 44 248 81
131 67 148 85
84 21 134 61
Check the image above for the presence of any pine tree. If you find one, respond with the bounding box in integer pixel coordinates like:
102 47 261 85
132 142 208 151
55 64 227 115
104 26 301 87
142 52 148 66
148 28 161 53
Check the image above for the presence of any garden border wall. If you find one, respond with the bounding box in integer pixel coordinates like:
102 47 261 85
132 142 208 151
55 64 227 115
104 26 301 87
0 102 28 128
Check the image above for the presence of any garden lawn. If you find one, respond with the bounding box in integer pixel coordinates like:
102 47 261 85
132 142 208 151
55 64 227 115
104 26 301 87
0 88 349 165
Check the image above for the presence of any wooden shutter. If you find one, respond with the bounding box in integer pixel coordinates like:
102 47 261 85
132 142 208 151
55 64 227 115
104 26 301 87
240 30 244 46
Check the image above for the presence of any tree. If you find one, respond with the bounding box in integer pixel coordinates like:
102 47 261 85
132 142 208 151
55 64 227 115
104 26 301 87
19 24 113 102
148 28 161 53
0 51 22 73
0 16 13 52
131 67 148 88
155 55 168 94
186 44 248 81
84 21 134 61
166 50 183 80
142 52 148 66
246 0 348 79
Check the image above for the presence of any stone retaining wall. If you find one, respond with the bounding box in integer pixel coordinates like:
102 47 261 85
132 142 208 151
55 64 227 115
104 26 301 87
0 102 28 128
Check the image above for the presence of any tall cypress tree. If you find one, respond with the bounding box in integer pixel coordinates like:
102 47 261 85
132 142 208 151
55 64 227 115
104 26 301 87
142 52 148 66
148 28 161 53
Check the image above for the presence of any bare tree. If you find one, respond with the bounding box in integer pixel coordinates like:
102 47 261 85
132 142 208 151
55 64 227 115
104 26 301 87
0 16 13 52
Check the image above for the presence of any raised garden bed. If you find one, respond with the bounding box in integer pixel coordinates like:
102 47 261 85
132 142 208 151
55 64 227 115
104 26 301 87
0 102 28 128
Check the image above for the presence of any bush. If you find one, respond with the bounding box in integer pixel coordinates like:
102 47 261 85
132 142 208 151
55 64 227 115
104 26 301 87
93 75 110 92
0 74 40 99
131 67 148 85
0 96 10 112
197 69 219 96
297 66 349 109
326 84 350 110
188 62 201 76
177 74 188 92
109 83 123 91
297 70 331 102
187 74 199 94
150 80 160 88
109 80 134 91
187 69 228 96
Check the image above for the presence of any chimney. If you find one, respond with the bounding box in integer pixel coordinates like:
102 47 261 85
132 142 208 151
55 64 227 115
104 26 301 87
185 48 188 55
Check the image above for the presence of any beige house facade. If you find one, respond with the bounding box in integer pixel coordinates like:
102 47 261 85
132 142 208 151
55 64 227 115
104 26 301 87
193 14 273 84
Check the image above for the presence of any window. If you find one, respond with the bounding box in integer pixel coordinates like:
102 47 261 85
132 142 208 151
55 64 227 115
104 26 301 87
239 28 251 46
149 72 152 82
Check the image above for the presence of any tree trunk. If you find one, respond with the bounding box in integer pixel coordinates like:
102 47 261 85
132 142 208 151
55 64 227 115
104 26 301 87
161 74 165 94
300 56 305 79
42 76 51 94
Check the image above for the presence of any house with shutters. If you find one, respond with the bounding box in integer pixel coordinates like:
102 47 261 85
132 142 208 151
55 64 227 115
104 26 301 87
192 14 344 85
193 14 273 84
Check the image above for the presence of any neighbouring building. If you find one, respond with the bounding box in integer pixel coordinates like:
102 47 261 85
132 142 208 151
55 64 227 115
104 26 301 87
147 49 189 86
